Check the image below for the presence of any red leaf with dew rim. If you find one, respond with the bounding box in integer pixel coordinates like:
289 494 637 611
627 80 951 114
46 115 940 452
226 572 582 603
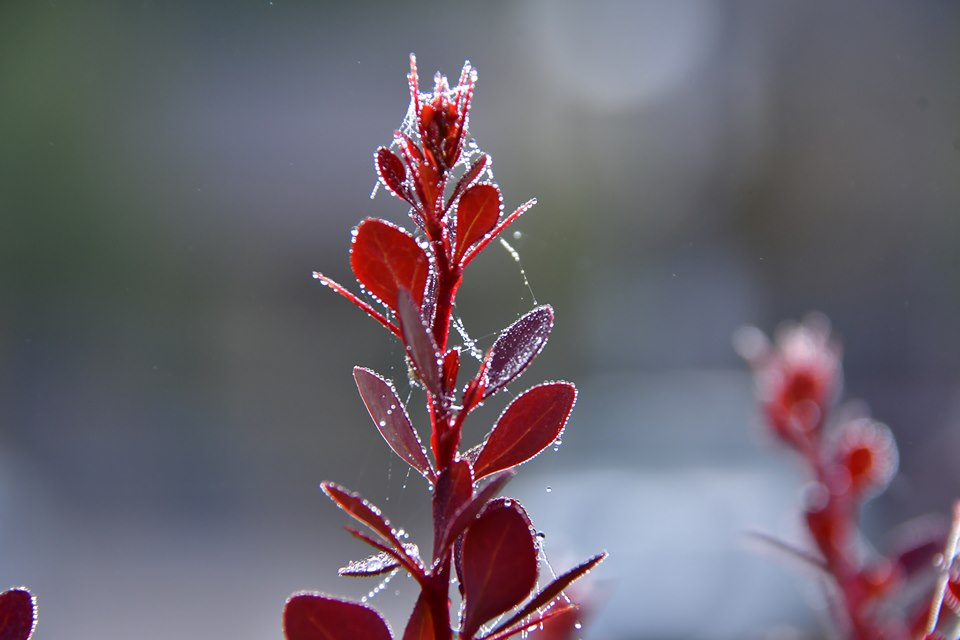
354 367 433 481
432 459 474 561
401 592 437 640
484 552 606 640
0 589 35 640
350 218 429 312
461 499 538 639
322 482 407 555
483 306 554 398
283 593 393 640
455 183 502 265
447 154 489 212
397 288 442 396
376 147 411 204
436 470 515 560
473 382 577 480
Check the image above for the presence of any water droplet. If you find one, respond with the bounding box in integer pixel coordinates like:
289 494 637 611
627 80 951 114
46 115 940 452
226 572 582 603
503 499 512 507
574 622 582 630
545 486 552 493
379 420 387 427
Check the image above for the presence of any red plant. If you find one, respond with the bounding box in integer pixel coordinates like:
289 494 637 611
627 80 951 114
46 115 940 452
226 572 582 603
739 316 960 640
284 56 605 640
0 588 36 640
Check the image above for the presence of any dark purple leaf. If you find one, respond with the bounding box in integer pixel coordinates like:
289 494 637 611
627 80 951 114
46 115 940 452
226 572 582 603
283 593 393 640
484 552 606 639
432 459 474 561
473 382 577 480
461 499 538 639
0 589 34 640
483 306 554 397
397 289 442 395
354 367 434 480
401 592 437 640
350 218 429 312
376 147 411 203
322 482 406 555
454 183 502 264
436 470 515 560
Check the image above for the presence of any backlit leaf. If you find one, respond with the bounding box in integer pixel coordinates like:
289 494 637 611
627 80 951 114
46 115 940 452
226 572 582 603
432 459 474 561
0 589 35 640
350 218 429 312
339 543 421 578
485 553 606 640
436 470 515 560
396 289 442 396
354 367 433 480
454 183 502 264
401 592 436 640
461 499 538 639
283 593 392 640
483 306 554 397
322 483 406 555
474 382 577 480
376 147 410 203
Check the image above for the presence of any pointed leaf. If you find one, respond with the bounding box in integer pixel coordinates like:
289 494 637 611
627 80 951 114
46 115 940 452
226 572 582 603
350 218 429 312
483 604 580 640
322 482 406 554
461 199 536 268
437 470 515 560
432 459 474 561
283 593 392 640
483 306 554 398
461 499 538 639
354 367 433 480
396 289 442 395
402 592 437 640
344 528 425 584
487 552 606 639
313 272 400 338
474 382 577 480
376 147 411 203
0 589 35 640
454 183 502 264
339 543 421 578
442 349 460 394
447 153 489 212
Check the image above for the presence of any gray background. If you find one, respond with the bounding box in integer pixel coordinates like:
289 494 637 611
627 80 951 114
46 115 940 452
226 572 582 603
1 1 959 638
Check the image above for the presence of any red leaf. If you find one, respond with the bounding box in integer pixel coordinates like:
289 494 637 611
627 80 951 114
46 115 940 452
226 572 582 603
461 499 538 639
397 288 442 395
322 483 407 555
442 349 460 394
447 154 489 212
436 470 515 560
461 199 536 268
432 459 474 562
834 418 898 498
485 552 606 640
354 367 434 480
283 593 393 640
454 184 502 264
350 218 429 312
483 306 554 398
402 592 437 640
376 147 411 203
339 542 421 578
0 589 35 640
473 382 577 480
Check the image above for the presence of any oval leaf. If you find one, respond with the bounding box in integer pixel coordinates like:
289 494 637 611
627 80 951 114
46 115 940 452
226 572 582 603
354 367 433 480
396 289 442 396
0 589 35 640
350 218 429 312
461 499 538 638
474 382 576 480
454 183 501 264
483 306 554 397
376 147 410 203
284 593 392 640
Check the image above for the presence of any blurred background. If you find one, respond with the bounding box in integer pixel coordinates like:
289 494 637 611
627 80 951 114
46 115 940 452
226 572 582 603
1 1 959 638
